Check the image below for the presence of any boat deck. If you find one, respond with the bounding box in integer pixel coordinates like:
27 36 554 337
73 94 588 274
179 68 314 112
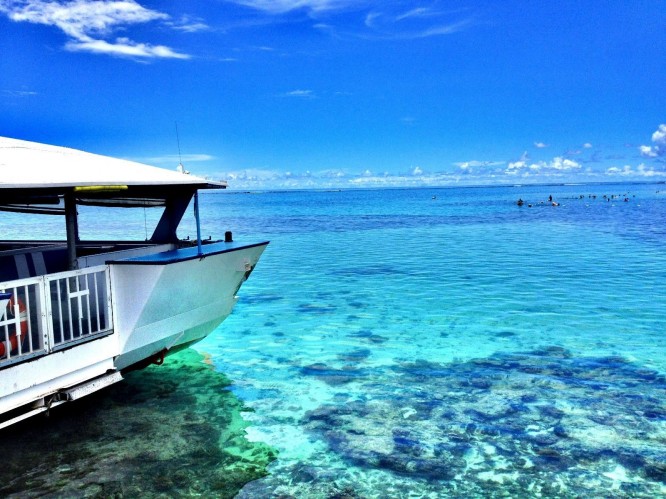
110 241 269 265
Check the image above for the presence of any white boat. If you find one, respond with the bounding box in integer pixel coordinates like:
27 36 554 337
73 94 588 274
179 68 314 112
0 137 268 429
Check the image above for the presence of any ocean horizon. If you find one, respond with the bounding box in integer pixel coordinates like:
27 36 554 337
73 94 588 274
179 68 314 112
220 179 666 194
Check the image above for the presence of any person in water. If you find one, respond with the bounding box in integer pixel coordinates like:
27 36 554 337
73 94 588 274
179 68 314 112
517 198 524 206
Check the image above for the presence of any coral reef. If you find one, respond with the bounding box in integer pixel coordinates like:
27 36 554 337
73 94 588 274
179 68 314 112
296 347 666 496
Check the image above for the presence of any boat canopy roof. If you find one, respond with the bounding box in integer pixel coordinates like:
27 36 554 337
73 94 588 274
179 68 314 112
0 136 226 209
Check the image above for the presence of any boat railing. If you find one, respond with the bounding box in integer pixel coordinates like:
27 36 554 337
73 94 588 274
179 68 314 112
0 265 113 367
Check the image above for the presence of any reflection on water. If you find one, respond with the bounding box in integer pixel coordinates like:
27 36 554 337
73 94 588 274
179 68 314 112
0 349 276 498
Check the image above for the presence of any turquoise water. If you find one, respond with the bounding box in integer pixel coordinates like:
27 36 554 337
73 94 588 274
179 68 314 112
192 183 666 497
4 183 666 497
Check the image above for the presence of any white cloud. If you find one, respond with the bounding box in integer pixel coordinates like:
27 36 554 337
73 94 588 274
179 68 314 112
168 15 209 33
142 154 215 165
224 168 285 182
507 151 528 171
549 157 581 171
66 37 188 59
226 0 362 15
0 0 189 59
408 19 471 38
364 11 380 27
282 89 315 98
319 169 346 178
640 145 658 158
583 142 593 148
505 156 581 174
2 89 38 97
639 124 665 158
606 166 623 175
174 22 209 33
606 163 665 177
454 160 504 170
395 7 429 22
211 157 601 190
227 1 473 40
534 141 547 148
506 161 526 172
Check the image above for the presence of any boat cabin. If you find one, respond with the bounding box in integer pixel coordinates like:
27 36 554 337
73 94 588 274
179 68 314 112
0 137 268 428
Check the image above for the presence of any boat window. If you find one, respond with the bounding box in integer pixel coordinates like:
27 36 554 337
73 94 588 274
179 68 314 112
77 205 163 241
0 210 63 241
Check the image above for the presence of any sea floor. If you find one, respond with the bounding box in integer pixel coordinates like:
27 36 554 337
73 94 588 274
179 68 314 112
0 349 276 498
196 188 666 497
234 346 666 498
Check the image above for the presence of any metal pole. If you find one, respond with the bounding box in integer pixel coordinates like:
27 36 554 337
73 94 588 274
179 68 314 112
194 191 203 257
64 191 79 270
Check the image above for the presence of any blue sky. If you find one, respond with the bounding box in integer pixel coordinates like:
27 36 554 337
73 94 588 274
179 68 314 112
1 0 665 189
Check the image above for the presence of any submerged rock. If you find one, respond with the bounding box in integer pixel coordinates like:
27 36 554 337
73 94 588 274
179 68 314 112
0 349 276 498
301 347 666 496
300 363 365 385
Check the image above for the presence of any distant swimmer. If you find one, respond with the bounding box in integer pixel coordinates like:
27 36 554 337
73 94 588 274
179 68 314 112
552 202 559 206
517 198 524 206
548 195 553 202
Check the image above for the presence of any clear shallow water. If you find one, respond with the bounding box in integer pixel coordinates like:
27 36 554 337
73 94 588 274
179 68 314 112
4 183 666 497
0 350 275 498
193 183 666 497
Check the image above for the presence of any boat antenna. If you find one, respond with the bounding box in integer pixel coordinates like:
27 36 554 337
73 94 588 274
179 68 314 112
175 122 202 255
176 122 183 161
175 121 185 173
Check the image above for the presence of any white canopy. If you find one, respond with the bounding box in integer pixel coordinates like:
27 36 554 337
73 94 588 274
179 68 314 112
0 136 225 189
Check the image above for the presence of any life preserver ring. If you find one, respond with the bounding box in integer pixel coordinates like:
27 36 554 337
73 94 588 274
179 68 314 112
1 297 28 357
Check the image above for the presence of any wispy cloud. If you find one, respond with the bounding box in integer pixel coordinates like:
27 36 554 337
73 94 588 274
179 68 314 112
282 89 316 98
223 1 474 40
534 141 548 148
363 8 472 40
168 15 210 33
0 0 190 59
2 89 38 97
223 0 365 15
395 7 430 22
141 153 215 165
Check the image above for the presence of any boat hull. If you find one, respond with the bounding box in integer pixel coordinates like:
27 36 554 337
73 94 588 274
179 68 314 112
109 242 268 370
1 241 268 428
